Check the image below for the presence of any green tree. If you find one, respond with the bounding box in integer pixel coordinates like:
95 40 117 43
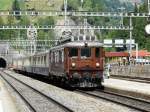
7 16 16 40
0 17 5 40
67 0 80 10
12 0 21 20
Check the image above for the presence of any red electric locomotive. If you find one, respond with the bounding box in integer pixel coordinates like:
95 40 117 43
13 34 105 88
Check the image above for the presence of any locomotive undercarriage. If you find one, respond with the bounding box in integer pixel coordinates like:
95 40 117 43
68 71 103 88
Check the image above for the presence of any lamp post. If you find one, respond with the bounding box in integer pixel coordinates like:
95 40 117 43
135 43 138 60
129 17 133 65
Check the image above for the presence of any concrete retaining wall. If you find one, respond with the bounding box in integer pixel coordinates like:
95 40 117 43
111 65 150 78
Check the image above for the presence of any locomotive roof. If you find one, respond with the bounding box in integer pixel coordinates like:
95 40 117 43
50 41 103 50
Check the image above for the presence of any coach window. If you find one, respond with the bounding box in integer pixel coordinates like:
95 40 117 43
51 52 53 63
86 35 90 41
95 48 100 58
39 56 41 64
56 51 59 63
55 52 58 63
91 36 95 41
38 57 40 65
34 57 36 65
53 52 55 63
33 57 35 65
57 51 59 62
41 56 43 65
44 56 46 65
59 51 62 62
79 36 83 41
74 36 78 41
62 51 64 62
69 48 78 58
40 56 42 65
81 48 91 58
35 57 37 65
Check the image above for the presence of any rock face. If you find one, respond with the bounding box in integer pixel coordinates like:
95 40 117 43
0 43 25 65
55 18 95 40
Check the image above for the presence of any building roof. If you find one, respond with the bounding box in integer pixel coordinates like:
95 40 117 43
105 50 150 58
105 52 129 57
131 50 150 57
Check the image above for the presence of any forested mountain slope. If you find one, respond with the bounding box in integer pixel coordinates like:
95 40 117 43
0 0 149 51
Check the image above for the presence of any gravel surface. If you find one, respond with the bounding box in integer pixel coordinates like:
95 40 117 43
5 70 141 112
87 91 150 111
0 77 19 112
0 76 32 112
1 73 67 112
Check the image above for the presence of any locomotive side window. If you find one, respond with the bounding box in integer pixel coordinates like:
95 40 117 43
69 48 78 57
81 48 91 58
95 48 100 58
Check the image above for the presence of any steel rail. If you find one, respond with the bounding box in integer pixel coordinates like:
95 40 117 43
76 90 150 112
1 72 74 112
0 73 37 112
110 75 150 84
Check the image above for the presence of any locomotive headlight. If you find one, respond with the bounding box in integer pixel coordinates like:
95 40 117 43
72 63 76 67
96 63 100 67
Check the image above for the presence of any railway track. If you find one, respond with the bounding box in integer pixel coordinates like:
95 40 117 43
76 90 150 112
0 71 74 112
110 75 150 84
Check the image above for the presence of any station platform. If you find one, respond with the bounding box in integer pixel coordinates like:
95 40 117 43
103 78 150 100
0 77 18 112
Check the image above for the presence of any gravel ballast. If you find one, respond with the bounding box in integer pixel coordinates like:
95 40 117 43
4 70 141 112
0 76 32 112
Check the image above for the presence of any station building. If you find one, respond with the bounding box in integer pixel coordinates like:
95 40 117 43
105 50 150 65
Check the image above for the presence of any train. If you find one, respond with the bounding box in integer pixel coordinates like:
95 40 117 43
12 34 105 88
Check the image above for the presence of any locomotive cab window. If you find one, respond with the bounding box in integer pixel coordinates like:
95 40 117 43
69 48 78 57
81 48 91 58
95 48 100 58
86 35 90 41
